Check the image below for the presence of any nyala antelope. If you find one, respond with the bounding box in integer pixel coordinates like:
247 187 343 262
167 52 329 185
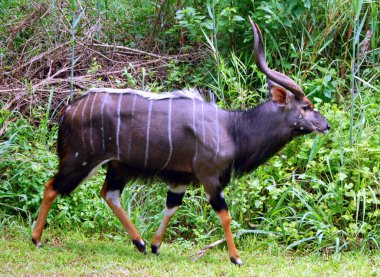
32 17 330 265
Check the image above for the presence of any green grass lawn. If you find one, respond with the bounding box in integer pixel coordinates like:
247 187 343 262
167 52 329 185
1 223 380 276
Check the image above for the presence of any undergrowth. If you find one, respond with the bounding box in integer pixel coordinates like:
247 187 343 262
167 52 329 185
1 0 380 258
1 89 380 254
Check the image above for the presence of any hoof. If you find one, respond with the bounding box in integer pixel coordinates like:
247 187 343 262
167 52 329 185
133 239 146 254
151 244 160 255
230 257 243 266
32 238 42 248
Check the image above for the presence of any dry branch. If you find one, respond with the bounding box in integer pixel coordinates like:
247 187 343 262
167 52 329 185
190 238 226 261
91 43 172 60
7 42 70 75
1 3 205 124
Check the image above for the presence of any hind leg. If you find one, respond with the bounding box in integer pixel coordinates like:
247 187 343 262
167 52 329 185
32 178 59 246
32 161 101 246
100 161 146 253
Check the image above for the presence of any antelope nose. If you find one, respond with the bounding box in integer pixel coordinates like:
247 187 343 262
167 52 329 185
326 124 331 131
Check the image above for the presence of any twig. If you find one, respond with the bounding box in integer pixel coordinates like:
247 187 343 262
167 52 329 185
7 42 70 75
190 238 226 261
77 41 130 64
147 0 168 49
32 67 70 89
92 43 171 60
1 90 28 111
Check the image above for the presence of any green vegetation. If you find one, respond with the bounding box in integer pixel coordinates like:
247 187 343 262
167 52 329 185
1 222 380 276
0 0 379 274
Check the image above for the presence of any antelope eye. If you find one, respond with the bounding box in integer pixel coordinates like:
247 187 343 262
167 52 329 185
302 106 311 111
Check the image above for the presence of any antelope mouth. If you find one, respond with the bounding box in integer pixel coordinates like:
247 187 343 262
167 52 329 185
312 121 330 134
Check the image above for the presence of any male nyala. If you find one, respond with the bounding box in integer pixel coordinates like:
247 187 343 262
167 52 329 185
32 17 330 265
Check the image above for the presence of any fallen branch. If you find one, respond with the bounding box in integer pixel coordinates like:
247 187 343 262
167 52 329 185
190 238 226 261
32 67 70 89
92 43 173 60
7 42 70 75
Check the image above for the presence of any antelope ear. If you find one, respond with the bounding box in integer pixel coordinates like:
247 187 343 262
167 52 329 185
270 85 288 105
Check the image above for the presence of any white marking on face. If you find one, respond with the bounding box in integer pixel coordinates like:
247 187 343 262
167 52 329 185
116 93 123 159
313 108 318 112
109 136 112 140
106 190 121 208
89 92 98 153
160 98 173 171
81 95 91 149
220 192 225 199
293 122 297 126
144 101 153 168
75 152 79 158
300 127 304 130
82 162 87 166
127 94 137 159
169 184 187 194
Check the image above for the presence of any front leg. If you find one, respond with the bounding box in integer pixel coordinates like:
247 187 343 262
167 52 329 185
204 184 242 266
151 184 187 254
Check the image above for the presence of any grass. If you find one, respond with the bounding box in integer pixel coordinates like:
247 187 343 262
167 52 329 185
1 222 380 276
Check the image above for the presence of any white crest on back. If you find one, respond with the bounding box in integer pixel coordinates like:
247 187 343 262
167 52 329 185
86 88 205 101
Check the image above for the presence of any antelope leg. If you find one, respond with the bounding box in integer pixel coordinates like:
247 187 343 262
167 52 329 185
205 184 242 266
32 178 59 247
101 181 146 253
151 184 187 254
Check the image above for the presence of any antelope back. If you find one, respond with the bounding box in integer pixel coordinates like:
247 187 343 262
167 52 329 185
58 88 232 175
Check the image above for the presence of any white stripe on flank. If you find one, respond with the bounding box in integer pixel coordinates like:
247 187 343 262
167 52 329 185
71 98 83 121
201 102 206 153
160 98 173 171
192 98 198 163
215 106 220 159
116 94 123 159
144 100 153 168
100 93 108 151
81 95 91 149
127 94 137 159
89 93 98 153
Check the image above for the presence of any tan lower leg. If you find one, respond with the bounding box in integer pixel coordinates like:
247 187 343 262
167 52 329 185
151 206 179 248
32 178 58 246
100 182 142 242
217 210 241 264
